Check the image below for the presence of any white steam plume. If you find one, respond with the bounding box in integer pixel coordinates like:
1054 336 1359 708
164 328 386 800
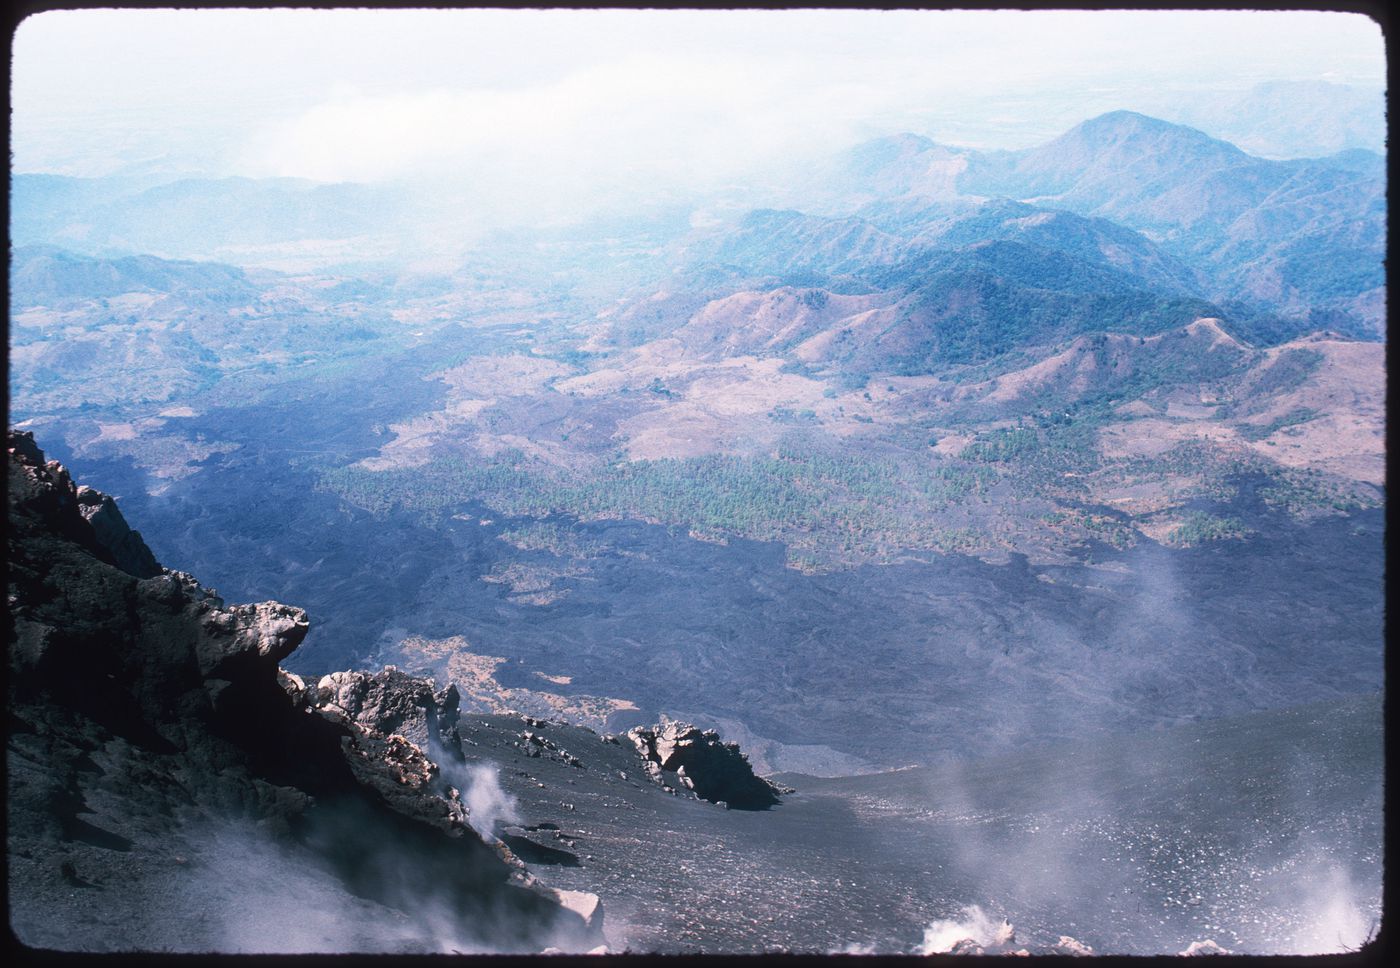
447 761 521 840
1281 862 1376 954
918 904 1014 954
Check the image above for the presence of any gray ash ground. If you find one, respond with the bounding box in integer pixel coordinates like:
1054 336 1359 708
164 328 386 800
453 692 1381 955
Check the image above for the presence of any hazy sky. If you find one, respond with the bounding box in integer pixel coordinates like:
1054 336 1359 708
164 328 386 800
11 7 1386 218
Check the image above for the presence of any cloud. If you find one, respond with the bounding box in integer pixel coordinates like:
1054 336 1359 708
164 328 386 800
13 8 1384 184
235 50 885 226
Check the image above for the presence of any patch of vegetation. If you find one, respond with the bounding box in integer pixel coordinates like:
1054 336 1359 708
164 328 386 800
497 521 609 559
1165 511 1254 547
836 370 870 391
778 358 825 380
548 348 601 367
1235 407 1320 442
1280 246 1385 301
927 527 985 555
1251 349 1325 397
1258 468 1380 515
961 426 1039 463
966 400 1125 493
1043 509 1138 549
1097 439 1255 508
320 443 997 567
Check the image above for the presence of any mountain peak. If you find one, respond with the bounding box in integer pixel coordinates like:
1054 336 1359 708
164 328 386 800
955 109 1260 216
1068 111 1246 157
1082 109 1176 130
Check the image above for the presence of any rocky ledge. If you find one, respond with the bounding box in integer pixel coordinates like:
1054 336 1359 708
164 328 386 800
6 430 601 953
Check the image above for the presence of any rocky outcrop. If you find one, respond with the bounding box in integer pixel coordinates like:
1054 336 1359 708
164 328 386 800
515 723 587 769
8 429 160 579
6 430 597 953
1051 935 1096 956
73 483 163 579
626 719 784 810
311 666 462 752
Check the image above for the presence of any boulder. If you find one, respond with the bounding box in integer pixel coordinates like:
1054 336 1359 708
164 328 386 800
551 889 606 935
626 719 782 809
1052 935 1095 956
312 667 461 751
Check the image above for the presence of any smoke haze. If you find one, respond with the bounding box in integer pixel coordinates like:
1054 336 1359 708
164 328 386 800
12 9 1384 231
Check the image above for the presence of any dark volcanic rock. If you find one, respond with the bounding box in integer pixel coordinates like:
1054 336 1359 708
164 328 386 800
627 719 783 809
5 430 594 953
8 429 161 581
73 483 162 579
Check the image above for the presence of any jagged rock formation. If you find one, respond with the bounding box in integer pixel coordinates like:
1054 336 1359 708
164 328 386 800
311 665 464 752
73 483 162 579
626 719 785 810
6 430 598 953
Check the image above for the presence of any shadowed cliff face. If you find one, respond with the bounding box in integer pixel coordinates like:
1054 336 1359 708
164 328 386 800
6 430 594 953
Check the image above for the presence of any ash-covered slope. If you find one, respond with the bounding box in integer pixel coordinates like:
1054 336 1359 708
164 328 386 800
5 430 598 953
434 693 1380 954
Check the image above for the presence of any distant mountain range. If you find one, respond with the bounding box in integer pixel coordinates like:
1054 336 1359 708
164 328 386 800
591 111 1382 381
818 111 1384 338
1160 79 1386 159
10 244 257 305
12 110 1384 340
